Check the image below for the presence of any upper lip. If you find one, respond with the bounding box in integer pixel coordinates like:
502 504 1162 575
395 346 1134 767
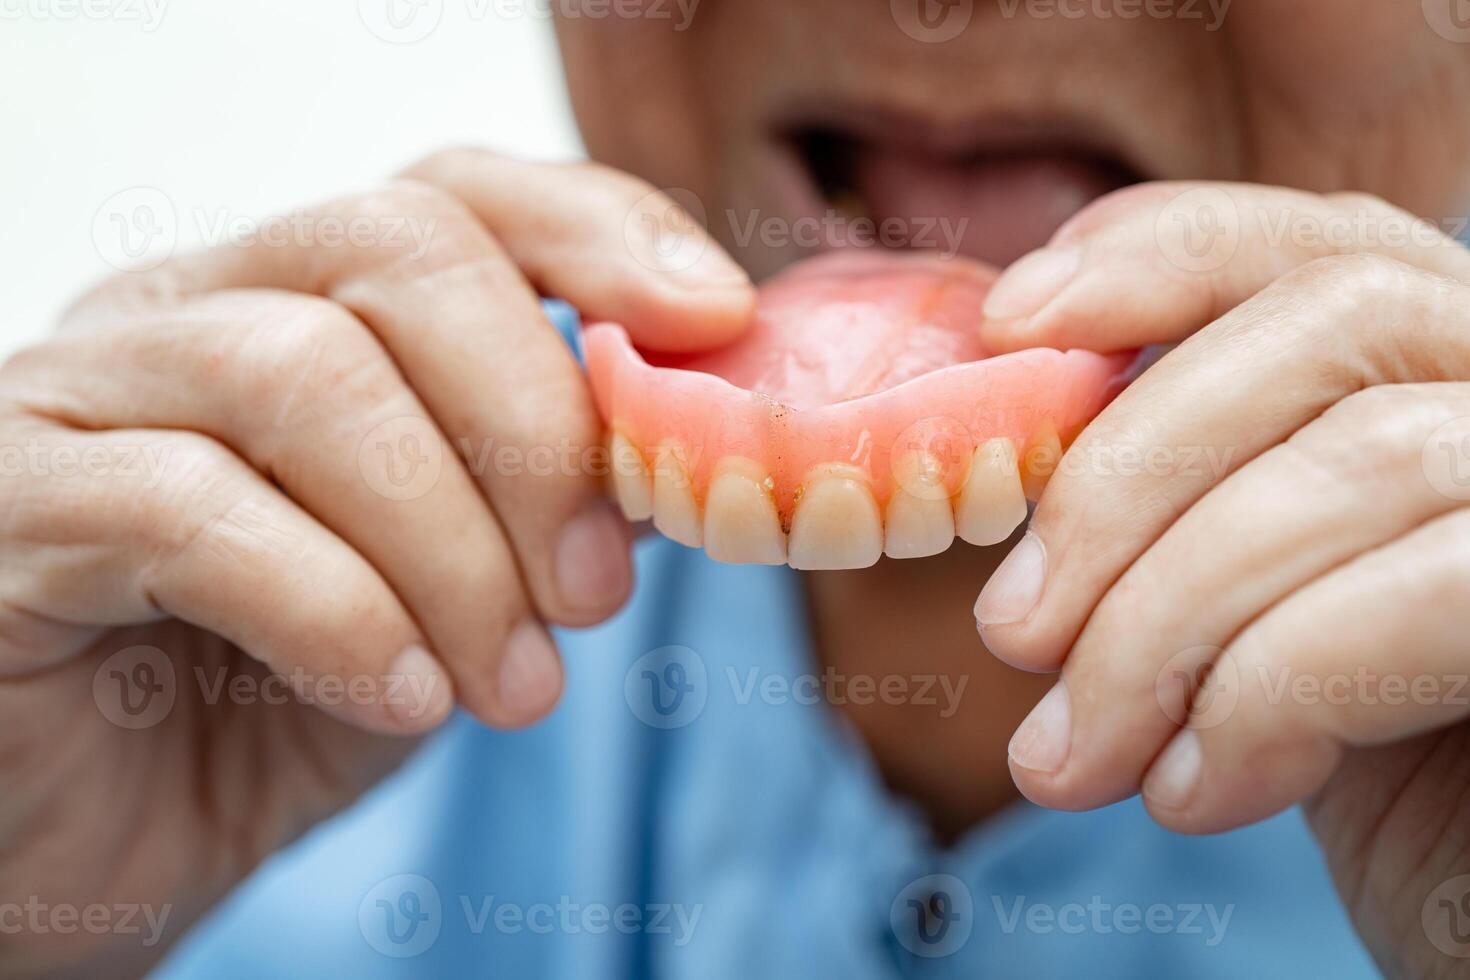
771 100 1155 183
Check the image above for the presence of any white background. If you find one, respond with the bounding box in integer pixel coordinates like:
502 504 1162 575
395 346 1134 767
0 0 583 357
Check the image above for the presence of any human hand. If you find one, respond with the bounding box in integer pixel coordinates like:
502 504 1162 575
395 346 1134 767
975 182 1470 978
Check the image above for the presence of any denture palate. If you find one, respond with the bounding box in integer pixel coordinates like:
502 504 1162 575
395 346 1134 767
587 251 1134 571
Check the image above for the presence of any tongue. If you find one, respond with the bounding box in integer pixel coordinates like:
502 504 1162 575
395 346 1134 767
852 147 1129 267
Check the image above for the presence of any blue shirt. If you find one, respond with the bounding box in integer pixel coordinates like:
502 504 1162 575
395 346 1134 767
156 539 1379 979
155 304 1382 979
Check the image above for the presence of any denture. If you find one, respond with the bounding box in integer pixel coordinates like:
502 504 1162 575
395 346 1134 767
586 251 1135 570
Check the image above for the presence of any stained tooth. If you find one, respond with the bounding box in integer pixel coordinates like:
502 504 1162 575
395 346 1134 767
1020 423 1063 500
652 443 702 547
832 190 871 222
955 438 1028 547
788 464 884 570
703 457 786 565
608 432 654 521
884 451 956 559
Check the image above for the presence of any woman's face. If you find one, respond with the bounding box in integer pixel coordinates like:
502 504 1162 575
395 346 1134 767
556 0 1470 279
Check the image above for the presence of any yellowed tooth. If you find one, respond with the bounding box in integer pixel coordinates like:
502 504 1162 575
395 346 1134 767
608 432 654 521
652 443 702 547
1020 423 1063 500
702 457 786 565
956 438 1028 547
831 190 871 222
884 450 956 559
788 464 884 570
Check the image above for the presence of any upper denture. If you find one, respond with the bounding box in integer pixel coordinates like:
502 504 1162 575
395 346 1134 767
585 251 1135 569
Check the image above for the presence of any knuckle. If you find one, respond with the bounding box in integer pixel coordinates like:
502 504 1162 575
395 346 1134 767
560 161 670 214
1284 252 1417 304
138 434 256 551
1327 192 1458 252
344 179 468 227
237 295 369 377
1324 190 1399 220
1332 382 1416 419
1326 383 1452 438
407 145 500 182
562 159 647 195
1289 385 1434 480
229 296 410 429
0 337 64 386
1308 389 1401 459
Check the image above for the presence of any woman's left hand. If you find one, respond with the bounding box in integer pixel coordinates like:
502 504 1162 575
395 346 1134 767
974 181 1470 976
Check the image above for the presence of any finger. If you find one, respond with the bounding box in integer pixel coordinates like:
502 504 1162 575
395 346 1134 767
6 291 560 727
1140 504 1470 834
73 181 633 633
976 256 1470 674
980 182 1470 352
403 147 756 352
0 420 452 735
1004 382 1470 812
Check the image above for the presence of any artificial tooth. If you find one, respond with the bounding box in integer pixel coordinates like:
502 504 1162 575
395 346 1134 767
703 457 786 565
788 464 884 570
955 438 1028 547
609 432 654 521
652 443 702 547
1020 423 1063 500
884 451 956 559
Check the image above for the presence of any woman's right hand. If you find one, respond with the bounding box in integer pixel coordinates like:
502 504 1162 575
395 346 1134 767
0 149 753 979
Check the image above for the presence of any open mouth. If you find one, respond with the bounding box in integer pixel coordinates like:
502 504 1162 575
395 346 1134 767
581 108 1148 570
776 110 1146 266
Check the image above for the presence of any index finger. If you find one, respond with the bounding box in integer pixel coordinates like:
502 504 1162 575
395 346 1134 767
404 148 756 352
979 182 1470 353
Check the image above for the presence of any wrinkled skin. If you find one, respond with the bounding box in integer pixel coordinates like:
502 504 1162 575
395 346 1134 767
4 3 1470 978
